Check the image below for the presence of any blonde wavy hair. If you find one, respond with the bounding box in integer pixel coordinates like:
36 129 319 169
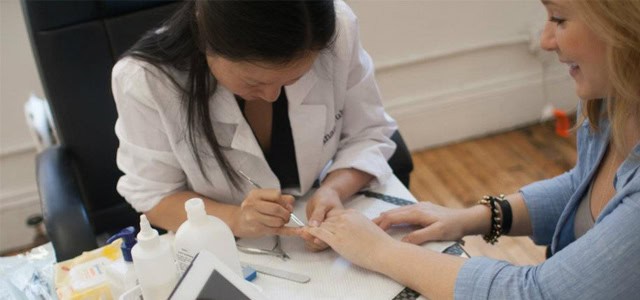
573 0 640 154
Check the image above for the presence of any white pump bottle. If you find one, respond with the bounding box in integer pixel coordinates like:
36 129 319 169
131 215 178 300
174 198 243 276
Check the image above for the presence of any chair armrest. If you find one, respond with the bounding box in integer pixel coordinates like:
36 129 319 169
388 131 414 188
37 145 97 261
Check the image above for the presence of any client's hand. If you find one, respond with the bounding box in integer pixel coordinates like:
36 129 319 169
373 202 474 244
233 189 300 238
305 209 395 271
299 187 344 251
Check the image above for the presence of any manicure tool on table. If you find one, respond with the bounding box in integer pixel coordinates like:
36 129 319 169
237 235 290 261
237 170 306 226
241 262 310 283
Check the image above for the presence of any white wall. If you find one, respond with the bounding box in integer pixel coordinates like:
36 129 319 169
0 0 577 252
0 0 45 251
348 0 578 149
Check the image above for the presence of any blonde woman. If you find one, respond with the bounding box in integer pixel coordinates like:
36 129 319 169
305 0 640 298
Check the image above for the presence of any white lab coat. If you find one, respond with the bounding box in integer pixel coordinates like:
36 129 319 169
112 1 397 212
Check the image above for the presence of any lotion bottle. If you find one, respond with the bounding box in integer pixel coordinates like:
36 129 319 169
131 215 178 300
174 198 242 276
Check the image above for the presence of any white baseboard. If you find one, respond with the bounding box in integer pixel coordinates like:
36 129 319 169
387 68 579 151
0 141 36 158
0 187 42 252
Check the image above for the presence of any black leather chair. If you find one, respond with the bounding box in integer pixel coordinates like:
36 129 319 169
389 131 413 187
22 0 413 262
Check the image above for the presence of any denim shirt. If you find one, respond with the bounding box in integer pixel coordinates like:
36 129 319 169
454 119 640 299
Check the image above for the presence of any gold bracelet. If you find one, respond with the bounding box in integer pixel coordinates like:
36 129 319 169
478 195 504 244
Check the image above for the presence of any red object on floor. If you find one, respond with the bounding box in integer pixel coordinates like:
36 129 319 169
553 109 570 137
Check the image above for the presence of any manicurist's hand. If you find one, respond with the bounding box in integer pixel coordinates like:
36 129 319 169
305 209 396 271
232 189 300 238
373 202 490 244
299 187 344 251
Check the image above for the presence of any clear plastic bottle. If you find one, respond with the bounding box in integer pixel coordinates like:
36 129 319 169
131 215 178 300
174 198 243 276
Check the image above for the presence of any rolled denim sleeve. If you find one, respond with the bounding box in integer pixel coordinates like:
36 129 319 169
455 194 640 299
519 119 590 245
520 167 578 245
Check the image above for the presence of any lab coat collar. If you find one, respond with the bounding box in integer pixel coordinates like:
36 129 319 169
210 67 318 135
285 67 318 108
286 68 324 194
209 86 279 194
210 68 323 194
210 85 265 160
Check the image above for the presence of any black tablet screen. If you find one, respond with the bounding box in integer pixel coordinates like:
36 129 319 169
196 270 251 300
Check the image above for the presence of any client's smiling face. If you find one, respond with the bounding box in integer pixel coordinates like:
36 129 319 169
540 0 609 100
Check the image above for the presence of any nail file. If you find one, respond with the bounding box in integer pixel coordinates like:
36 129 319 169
241 262 310 283
242 265 257 281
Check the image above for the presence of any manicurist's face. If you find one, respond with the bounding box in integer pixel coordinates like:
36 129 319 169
206 52 318 102
540 0 609 100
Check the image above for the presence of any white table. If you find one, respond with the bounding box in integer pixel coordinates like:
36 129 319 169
237 176 463 300
36 176 466 300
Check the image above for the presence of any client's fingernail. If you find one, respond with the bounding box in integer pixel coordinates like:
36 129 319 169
310 220 320 227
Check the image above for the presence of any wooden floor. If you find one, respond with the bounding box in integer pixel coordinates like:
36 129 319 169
409 121 577 265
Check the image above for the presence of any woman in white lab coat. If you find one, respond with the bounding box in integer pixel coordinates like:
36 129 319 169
112 0 396 249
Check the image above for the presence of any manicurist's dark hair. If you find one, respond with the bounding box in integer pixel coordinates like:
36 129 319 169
125 1 336 188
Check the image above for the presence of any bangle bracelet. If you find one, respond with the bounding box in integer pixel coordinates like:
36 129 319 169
478 196 502 244
497 195 512 235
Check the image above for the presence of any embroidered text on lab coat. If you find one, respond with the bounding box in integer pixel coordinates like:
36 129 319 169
323 109 344 144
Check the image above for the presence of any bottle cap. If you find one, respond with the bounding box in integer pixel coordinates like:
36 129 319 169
185 198 207 221
137 214 159 246
106 226 137 262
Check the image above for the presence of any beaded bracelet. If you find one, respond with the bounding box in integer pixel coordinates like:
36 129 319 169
478 196 502 244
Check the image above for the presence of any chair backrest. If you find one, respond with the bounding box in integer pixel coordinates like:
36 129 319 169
22 0 179 235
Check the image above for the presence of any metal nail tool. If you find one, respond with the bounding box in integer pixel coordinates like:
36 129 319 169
237 245 289 260
237 170 305 227
237 235 290 261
